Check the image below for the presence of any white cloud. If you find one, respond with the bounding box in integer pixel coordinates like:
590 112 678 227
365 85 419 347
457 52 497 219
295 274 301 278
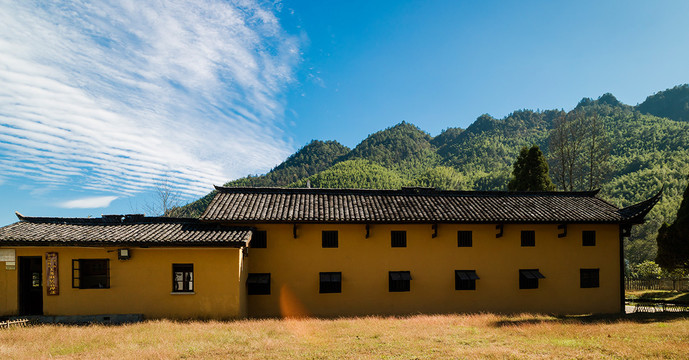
0 1 300 199
59 196 119 209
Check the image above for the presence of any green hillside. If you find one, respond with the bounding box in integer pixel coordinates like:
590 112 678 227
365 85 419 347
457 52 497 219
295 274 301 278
291 159 406 189
343 122 440 178
637 84 689 122
434 110 564 190
172 84 689 267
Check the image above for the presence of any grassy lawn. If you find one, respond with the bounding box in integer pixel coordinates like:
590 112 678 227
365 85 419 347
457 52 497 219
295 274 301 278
2 312 689 359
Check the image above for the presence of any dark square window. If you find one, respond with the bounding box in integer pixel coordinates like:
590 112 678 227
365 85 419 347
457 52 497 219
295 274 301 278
319 272 342 293
250 230 267 248
519 269 545 289
580 268 600 288
521 231 535 247
391 231 407 247
172 264 194 292
458 231 472 247
582 231 596 246
389 271 411 292
322 231 338 248
72 259 109 289
247 273 271 295
455 270 479 290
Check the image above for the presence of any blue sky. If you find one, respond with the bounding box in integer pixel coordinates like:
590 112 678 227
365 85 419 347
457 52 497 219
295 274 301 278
1 0 688 226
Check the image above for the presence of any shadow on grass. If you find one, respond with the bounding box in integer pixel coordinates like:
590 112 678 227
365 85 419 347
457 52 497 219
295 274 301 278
632 291 689 302
491 311 689 327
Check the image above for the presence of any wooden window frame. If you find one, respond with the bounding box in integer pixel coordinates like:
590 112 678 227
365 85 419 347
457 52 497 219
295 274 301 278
457 231 472 247
172 263 194 293
322 230 338 248
319 272 342 293
391 231 407 248
72 259 110 289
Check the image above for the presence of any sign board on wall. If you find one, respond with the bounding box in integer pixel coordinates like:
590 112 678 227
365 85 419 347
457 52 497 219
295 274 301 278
0 249 15 262
0 249 15 270
46 252 59 296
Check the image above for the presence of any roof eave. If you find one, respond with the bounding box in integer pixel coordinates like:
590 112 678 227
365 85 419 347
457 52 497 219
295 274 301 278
0 240 248 248
200 218 625 225
618 187 663 224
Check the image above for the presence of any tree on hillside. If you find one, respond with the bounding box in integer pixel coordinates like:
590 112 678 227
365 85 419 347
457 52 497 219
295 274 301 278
548 110 610 191
508 145 556 191
656 175 689 270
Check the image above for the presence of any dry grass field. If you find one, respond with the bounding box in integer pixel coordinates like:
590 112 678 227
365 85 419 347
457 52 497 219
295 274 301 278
627 289 689 303
1 312 689 359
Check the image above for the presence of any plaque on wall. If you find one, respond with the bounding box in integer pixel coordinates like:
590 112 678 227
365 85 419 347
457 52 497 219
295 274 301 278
46 252 59 295
0 249 15 262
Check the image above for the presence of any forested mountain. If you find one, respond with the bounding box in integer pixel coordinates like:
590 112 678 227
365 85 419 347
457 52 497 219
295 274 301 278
637 84 689 122
173 84 689 267
342 122 440 178
232 139 350 187
434 110 564 190
291 159 407 189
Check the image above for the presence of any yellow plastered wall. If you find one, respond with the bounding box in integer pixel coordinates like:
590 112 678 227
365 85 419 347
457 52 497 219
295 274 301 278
0 247 244 319
246 223 621 317
0 257 17 315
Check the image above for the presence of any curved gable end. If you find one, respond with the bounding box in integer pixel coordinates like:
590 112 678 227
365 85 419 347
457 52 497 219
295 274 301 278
618 188 663 224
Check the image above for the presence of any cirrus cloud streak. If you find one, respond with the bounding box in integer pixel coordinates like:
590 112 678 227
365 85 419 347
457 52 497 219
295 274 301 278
59 196 120 209
0 0 300 199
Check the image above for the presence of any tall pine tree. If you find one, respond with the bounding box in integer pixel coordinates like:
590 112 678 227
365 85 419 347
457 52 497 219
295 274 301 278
656 175 689 269
508 145 556 191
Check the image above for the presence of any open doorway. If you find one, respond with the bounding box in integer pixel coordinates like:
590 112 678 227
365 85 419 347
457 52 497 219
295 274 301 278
18 256 43 315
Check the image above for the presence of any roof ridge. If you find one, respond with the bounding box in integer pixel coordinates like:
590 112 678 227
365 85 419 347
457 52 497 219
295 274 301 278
15 214 210 225
212 185 601 197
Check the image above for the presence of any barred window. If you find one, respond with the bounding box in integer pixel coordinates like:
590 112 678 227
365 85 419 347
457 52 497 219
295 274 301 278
391 231 407 247
519 269 545 289
322 231 338 248
457 231 472 247
580 268 600 288
389 271 412 292
582 231 596 246
72 259 109 289
521 231 536 247
455 270 479 290
319 272 342 293
247 273 271 295
172 264 194 293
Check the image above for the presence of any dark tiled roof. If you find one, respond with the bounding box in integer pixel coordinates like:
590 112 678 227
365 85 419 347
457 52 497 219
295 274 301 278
618 189 663 224
201 186 661 224
0 214 252 247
